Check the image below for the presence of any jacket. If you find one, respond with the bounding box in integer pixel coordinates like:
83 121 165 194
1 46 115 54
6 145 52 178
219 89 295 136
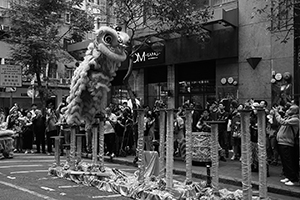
275 113 299 147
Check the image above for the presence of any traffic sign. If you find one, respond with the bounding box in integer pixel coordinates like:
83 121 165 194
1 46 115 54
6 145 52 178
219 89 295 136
0 65 22 87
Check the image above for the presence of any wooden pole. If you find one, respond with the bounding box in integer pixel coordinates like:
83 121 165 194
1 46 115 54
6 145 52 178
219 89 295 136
52 136 63 166
69 126 77 170
137 110 145 181
209 121 221 190
257 108 267 199
98 119 104 170
166 109 174 190
159 110 166 177
240 110 252 200
185 110 193 183
92 123 99 164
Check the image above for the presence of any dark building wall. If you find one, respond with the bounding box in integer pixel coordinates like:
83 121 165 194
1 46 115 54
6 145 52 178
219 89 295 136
165 28 238 65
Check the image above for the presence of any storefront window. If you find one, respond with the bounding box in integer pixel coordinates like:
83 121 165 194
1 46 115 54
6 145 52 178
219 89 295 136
147 82 168 108
178 79 215 108
111 86 130 105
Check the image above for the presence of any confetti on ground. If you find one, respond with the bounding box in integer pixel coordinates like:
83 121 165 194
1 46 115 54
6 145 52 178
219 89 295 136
40 186 55 191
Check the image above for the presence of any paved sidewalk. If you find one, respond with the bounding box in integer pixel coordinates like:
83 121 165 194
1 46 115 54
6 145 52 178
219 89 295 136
93 154 300 198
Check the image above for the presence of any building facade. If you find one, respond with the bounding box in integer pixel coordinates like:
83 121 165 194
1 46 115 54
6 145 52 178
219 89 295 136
0 0 297 110
68 0 297 109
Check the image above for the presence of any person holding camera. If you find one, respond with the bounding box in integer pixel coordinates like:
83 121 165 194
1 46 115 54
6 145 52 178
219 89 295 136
274 104 299 186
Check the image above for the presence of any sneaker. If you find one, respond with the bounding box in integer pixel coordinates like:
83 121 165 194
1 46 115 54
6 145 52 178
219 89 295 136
280 178 289 183
285 181 296 186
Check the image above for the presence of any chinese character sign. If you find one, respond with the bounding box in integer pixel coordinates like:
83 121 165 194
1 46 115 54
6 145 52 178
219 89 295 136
0 65 22 87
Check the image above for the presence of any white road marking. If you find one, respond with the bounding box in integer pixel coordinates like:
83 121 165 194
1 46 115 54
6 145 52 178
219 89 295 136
0 180 58 200
0 160 65 163
11 170 49 174
58 185 84 189
92 194 122 198
0 165 43 168
41 186 55 191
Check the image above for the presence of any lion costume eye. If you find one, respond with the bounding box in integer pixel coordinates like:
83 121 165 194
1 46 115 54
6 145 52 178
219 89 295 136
103 34 113 44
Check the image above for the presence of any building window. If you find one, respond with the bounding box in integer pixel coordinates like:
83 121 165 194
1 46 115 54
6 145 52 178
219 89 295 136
65 12 71 24
111 86 130 105
178 80 216 108
147 82 168 108
65 68 73 79
48 63 57 79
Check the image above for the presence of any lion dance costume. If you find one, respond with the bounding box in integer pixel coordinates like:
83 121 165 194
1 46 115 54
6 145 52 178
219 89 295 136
63 26 129 126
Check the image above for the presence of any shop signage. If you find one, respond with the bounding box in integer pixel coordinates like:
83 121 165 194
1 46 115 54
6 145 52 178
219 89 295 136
0 65 22 87
133 46 165 67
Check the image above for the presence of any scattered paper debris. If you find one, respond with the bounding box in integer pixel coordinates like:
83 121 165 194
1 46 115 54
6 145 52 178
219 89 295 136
7 176 16 180
38 177 48 181
60 193 66 196
41 186 55 191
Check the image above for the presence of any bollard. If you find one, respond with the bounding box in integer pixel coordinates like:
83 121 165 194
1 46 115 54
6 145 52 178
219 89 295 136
137 109 145 181
159 110 166 177
69 126 77 170
166 109 174 190
185 110 193 183
257 108 268 199
240 110 252 200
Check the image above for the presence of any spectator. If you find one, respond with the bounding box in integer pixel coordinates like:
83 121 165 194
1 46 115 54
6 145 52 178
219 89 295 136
217 102 229 158
274 104 299 186
45 102 58 155
31 104 46 154
104 107 117 158
22 111 34 154
230 104 243 160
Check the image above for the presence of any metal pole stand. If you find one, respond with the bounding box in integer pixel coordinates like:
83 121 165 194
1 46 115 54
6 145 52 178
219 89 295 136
257 108 268 199
185 109 193 183
166 109 174 190
76 133 85 163
92 122 99 165
51 136 64 166
240 110 252 200
98 116 105 171
158 110 166 178
207 121 225 191
69 125 77 170
137 109 145 182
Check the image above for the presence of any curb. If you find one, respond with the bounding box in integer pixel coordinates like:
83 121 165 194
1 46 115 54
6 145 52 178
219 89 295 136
82 154 300 198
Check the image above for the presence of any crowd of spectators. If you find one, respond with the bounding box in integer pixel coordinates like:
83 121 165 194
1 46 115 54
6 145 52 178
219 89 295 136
0 96 298 186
